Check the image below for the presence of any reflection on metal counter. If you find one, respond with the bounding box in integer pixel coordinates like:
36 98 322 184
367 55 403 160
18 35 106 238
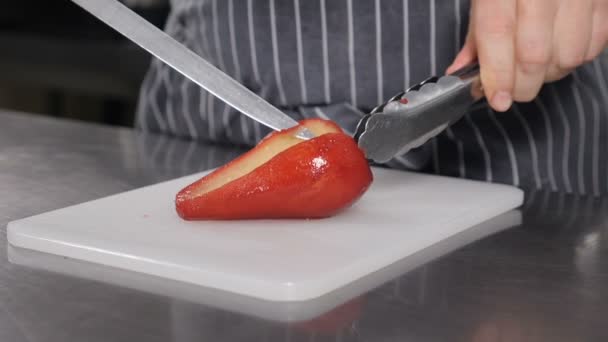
7 211 522 323
2 110 608 342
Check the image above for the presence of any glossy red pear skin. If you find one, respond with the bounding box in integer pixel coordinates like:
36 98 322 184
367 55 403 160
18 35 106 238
175 120 373 220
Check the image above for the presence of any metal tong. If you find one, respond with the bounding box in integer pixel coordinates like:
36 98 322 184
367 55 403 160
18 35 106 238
355 63 484 163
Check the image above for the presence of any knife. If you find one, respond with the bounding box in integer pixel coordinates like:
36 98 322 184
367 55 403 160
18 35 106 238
355 63 484 163
70 0 314 140
74 0 482 161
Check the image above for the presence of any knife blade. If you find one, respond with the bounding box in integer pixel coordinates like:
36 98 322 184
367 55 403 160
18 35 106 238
355 63 483 163
71 0 314 139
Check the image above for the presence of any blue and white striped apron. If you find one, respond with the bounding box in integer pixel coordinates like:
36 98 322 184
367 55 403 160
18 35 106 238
136 0 608 195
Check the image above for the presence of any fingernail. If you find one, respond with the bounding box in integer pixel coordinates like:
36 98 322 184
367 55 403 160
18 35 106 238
492 91 512 112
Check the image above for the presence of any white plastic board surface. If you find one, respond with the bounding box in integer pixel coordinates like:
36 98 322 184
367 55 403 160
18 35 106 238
7 168 523 302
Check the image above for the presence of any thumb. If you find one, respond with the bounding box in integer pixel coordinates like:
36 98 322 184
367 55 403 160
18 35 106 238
446 3 478 75
446 32 477 75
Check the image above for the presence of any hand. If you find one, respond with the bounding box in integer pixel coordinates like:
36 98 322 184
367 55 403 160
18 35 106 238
446 0 608 112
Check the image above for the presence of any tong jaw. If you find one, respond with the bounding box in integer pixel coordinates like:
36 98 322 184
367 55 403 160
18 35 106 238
355 63 482 164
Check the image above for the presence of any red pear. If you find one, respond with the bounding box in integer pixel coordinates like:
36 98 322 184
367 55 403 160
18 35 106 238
175 119 373 220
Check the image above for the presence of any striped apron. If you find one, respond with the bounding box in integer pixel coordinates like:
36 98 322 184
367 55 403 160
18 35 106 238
136 0 608 195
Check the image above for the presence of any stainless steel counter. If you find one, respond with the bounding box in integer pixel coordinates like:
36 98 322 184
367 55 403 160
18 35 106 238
2 110 608 342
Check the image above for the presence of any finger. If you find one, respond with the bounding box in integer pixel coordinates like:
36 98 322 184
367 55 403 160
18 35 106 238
446 9 477 74
545 62 572 83
585 1 608 61
513 66 546 102
446 34 477 74
475 0 517 112
513 0 556 102
554 0 594 69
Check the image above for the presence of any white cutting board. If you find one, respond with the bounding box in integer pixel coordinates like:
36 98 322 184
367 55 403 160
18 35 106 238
7 167 523 302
